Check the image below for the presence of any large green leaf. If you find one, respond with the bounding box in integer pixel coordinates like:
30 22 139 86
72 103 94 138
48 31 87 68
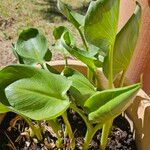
63 67 96 107
0 103 9 113
57 0 85 28
61 31 103 70
0 65 38 105
103 2 141 77
4 66 71 120
84 83 140 123
84 0 120 53
16 28 50 64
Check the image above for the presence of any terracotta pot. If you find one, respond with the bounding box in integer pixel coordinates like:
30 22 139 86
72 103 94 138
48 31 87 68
119 0 150 95
0 60 150 149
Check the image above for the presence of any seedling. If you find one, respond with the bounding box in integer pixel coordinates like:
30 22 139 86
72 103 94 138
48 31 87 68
0 0 141 149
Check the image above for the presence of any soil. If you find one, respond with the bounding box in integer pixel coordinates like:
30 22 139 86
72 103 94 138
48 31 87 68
0 110 136 150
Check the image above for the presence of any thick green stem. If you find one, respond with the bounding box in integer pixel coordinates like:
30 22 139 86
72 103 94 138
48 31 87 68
70 103 93 129
23 117 43 141
100 45 114 149
108 47 113 89
119 70 126 87
47 119 62 148
87 67 94 83
83 129 94 150
78 28 88 51
100 119 113 150
83 124 102 150
62 112 75 150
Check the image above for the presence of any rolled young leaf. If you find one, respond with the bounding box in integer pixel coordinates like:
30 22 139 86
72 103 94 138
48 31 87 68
63 67 96 107
103 2 141 78
84 83 141 123
84 0 120 54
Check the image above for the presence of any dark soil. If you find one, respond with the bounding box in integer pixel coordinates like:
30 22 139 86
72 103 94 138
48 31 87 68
0 110 137 150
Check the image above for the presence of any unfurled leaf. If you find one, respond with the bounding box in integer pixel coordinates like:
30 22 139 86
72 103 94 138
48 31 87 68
4 65 71 120
63 67 96 106
84 0 120 54
103 2 141 78
0 103 9 113
61 32 103 70
57 0 85 28
16 28 49 64
84 83 140 123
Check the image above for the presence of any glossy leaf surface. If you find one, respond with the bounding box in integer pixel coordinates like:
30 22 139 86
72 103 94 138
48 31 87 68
103 2 141 77
0 65 71 120
16 28 50 64
63 67 96 106
84 83 140 123
84 0 120 53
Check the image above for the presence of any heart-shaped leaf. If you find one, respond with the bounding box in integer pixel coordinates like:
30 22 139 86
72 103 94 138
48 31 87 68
84 0 120 54
57 0 85 29
103 2 141 78
63 67 96 107
4 65 71 120
16 28 51 64
84 83 140 123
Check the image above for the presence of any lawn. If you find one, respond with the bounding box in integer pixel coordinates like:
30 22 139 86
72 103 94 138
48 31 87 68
0 0 89 66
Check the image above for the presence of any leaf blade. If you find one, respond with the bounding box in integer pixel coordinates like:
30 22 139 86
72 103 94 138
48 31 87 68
5 66 72 120
84 0 120 53
84 83 140 123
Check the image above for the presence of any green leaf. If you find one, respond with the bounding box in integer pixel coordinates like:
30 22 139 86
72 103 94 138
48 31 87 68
4 65 71 120
57 0 85 28
103 2 141 78
84 0 120 54
0 103 9 113
16 28 48 64
63 67 96 107
53 26 67 40
46 63 60 74
44 49 52 61
115 3 141 77
53 26 74 57
0 65 39 105
12 43 24 64
84 83 140 123
61 32 103 70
